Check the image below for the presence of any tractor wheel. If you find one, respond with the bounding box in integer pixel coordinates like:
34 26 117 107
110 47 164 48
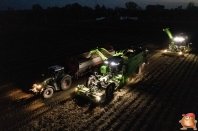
86 76 96 88
61 76 72 90
43 87 54 99
106 84 115 98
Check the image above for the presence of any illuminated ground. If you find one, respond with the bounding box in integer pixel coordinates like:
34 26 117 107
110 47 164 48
0 21 198 131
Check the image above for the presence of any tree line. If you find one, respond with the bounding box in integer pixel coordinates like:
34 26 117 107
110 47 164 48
1 1 198 23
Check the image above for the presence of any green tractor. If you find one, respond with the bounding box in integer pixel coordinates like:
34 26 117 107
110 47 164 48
162 28 191 56
30 65 72 98
75 47 148 103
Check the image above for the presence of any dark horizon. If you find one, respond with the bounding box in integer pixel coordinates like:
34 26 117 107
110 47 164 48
0 0 198 11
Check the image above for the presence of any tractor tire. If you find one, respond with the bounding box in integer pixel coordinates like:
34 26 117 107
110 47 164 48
86 76 96 88
105 84 115 98
61 75 72 90
43 87 54 99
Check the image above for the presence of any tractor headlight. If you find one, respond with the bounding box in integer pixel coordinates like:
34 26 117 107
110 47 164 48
33 84 42 89
163 49 167 53
111 62 119 66
95 96 101 101
104 61 108 64
178 52 183 55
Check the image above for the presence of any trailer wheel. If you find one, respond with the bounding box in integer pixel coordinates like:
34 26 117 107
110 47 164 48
43 87 54 99
61 76 72 90
135 66 140 75
106 84 114 98
130 66 141 81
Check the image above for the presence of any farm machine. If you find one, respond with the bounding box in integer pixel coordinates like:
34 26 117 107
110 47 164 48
30 65 72 98
75 47 148 103
30 46 124 98
162 28 191 56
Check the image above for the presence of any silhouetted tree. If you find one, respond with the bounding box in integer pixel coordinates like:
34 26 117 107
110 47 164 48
32 4 44 23
125 1 139 10
32 4 43 11
95 4 101 10
186 2 195 10
94 4 102 17
175 5 183 10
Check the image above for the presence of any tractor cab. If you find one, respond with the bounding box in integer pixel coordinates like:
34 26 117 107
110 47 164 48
102 56 124 77
48 65 65 80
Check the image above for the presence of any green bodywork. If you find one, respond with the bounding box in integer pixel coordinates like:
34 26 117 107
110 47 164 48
163 28 173 40
90 48 124 61
163 28 175 52
76 47 147 103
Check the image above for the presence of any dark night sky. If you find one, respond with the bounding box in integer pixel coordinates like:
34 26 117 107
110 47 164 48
0 0 198 11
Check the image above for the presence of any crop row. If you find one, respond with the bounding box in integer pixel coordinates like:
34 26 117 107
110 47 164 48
15 50 198 131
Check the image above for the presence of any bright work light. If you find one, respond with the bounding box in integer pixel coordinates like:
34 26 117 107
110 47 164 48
173 36 185 42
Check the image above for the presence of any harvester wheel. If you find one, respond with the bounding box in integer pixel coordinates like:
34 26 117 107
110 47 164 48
86 76 97 88
135 66 140 75
43 87 54 99
106 84 114 98
61 76 72 90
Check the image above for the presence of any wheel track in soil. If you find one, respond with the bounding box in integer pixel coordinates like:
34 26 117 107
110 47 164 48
96 51 194 130
65 50 196 130
138 53 193 131
164 54 198 131
0 50 169 129
0 37 155 113
13 49 196 130
0 90 74 131
79 50 176 130
110 52 183 131
0 37 157 130
76 50 164 129
52 50 161 130
0 23 195 127
0 48 166 130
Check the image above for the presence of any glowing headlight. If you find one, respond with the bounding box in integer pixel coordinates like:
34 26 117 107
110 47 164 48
174 37 185 42
96 96 101 101
178 52 183 55
163 49 167 53
111 62 119 66
104 61 108 64
33 84 42 89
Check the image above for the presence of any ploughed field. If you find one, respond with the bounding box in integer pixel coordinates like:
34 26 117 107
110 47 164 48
0 21 198 131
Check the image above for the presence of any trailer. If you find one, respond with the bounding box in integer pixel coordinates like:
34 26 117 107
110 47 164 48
66 46 116 79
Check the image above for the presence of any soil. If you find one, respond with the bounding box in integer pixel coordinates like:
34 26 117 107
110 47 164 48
0 20 198 131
